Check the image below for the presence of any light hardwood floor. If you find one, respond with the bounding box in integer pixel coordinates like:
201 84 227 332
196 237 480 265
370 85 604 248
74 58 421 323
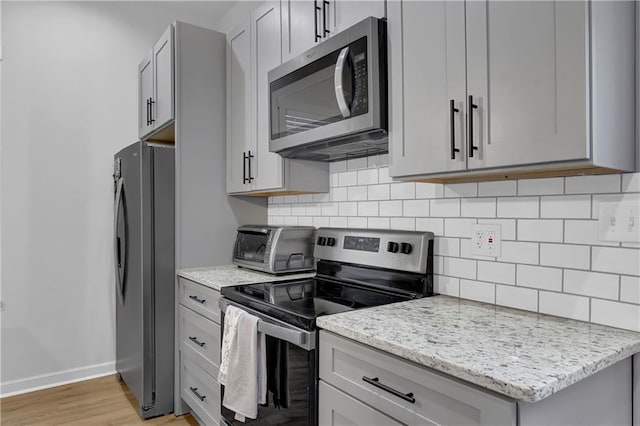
1 375 198 425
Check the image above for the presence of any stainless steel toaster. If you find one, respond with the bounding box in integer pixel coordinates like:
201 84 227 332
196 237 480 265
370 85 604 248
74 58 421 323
232 225 315 274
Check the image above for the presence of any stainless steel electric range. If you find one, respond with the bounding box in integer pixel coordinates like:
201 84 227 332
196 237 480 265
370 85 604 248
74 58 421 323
219 228 434 425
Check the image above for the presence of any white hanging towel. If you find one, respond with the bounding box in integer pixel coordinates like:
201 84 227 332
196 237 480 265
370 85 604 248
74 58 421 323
218 305 267 422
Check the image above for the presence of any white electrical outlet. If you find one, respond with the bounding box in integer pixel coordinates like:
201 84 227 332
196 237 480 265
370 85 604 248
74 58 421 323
599 201 640 242
471 224 502 257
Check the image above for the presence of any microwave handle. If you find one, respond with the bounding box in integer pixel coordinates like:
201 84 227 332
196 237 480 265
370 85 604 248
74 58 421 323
334 46 352 118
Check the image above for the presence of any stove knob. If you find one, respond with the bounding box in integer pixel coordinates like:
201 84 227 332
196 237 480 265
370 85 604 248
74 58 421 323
400 242 413 255
317 236 327 246
387 241 399 253
326 237 336 247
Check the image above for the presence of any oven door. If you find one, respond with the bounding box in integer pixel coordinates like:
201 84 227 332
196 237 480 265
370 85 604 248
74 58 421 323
218 298 318 426
233 227 272 271
268 17 384 154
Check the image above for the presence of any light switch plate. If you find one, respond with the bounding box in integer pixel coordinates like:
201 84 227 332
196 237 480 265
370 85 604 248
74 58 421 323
471 224 502 257
599 201 640 242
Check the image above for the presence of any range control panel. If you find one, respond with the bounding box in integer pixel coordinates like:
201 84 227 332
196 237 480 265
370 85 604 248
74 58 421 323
314 228 434 274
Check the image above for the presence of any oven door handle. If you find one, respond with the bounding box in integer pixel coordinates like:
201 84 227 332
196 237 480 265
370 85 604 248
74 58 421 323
219 298 315 350
334 46 352 118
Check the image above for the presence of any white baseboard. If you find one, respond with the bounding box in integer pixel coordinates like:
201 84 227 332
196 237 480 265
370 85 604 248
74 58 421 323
0 361 116 398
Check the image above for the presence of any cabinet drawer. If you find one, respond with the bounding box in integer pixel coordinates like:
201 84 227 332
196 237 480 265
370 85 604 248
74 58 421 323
319 380 402 426
179 277 220 323
179 305 221 378
181 353 221 425
319 331 515 426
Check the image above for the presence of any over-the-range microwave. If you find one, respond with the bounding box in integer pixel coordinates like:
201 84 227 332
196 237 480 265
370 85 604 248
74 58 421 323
268 17 387 162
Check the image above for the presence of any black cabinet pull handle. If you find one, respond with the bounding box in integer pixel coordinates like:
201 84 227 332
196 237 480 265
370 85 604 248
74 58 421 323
247 150 254 183
450 99 460 160
188 295 206 304
189 386 206 402
243 152 249 184
188 336 206 347
146 98 150 126
362 376 415 404
149 98 155 123
314 0 321 42
468 95 478 158
322 1 330 37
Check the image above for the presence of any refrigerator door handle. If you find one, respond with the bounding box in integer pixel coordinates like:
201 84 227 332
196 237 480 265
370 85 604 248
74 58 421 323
114 177 127 306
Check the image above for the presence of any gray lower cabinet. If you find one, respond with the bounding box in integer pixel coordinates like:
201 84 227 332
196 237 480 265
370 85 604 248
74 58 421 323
319 330 634 426
178 277 221 425
319 331 516 426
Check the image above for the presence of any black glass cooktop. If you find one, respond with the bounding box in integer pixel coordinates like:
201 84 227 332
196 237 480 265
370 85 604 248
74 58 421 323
220 278 413 331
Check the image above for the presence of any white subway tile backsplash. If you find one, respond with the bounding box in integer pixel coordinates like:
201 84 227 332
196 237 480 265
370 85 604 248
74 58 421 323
445 183 478 198
478 181 517 197
518 177 564 196
540 243 590 270
499 241 539 264
435 276 460 297
478 261 516 285
460 280 495 304
434 237 460 257
431 199 461 217
390 217 415 230
592 246 640 276
357 201 379 217
268 161 640 331
379 200 403 217
347 186 368 201
622 173 640 193
461 198 496 218
338 202 358 216
403 199 430 217
565 174 620 194
415 182 444 199
496 285 538 312
541 195 591 219
478 219 517 241
517 220 563 243
390 182 416 199
368 184 390 200
591 299 640 332
563 270 619 300
539 292 590 322
620 276 640 304
368 217 390 229
444 257 476 279
497 197 539 218
444 218 476 238
416 218 444 235
357 169 379 185
516 265 562 291
348 217 368 228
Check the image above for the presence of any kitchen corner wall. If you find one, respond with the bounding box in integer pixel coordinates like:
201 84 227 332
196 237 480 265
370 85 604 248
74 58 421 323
268 156 640 332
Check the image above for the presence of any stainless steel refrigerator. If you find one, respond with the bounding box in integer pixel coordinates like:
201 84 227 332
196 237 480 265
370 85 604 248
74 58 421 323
113 141 175 418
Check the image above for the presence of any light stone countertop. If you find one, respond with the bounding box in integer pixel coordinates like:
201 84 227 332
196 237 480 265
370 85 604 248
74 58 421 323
316 295 640 403
177 264 316 291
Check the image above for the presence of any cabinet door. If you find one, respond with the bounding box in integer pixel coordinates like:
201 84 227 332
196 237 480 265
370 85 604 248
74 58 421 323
251 2 284 192
282 0 321 62
319 381 403 426
388 0 467 178
138 51 154 139
153 25 174 131
466 1 588 170
226 20 254 193
334 0 384 33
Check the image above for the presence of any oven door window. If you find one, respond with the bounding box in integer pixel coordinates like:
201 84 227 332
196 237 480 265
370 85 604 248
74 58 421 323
270 37 368 141
235 231 269 263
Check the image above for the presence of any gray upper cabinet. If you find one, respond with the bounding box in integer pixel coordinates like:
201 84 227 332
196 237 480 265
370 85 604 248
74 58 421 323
281 0 334 63
226 1 329 196
389 0 636 182
333 0 385 33
138 25 175 140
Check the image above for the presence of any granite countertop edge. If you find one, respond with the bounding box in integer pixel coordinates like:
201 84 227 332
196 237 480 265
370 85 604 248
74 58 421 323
177 264 316 291
316 297 640 403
